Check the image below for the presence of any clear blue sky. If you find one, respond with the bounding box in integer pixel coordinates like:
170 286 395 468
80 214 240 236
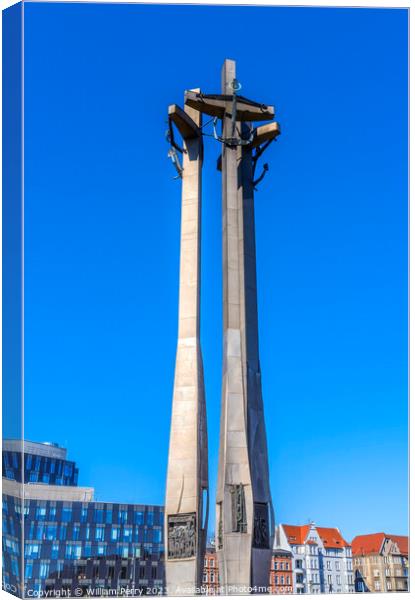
19 3 408 541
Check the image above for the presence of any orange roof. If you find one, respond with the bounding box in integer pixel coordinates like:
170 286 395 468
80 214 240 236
390 535 409 556
316 527 350 548
352 533 409 557
282 524 310 545
283 524 350 548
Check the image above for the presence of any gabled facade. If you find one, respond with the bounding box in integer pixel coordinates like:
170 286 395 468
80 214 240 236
279 522 354 594
352 533 409 592
269 524 293 594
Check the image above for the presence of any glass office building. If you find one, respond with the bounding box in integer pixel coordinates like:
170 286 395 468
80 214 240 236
3 440 79 486
2 441 165 597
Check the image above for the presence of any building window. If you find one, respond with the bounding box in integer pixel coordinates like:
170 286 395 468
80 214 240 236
275 576 279 585
35 506 46 519
25 562 33 579
286 576 291 585
119 544 129 558
135 511 144 525
153 528 162 543
51 543 59 559
36 524 44 540
64 464 72 477
203 573 208 583
375 581 381 591
39 562 49 579
210 573 215 583
61 507 72 522
295 560 303 569
387 581 392 591
95 509 104 523
119 510 128 524
335 561 340 571
105 509 113 524
281 576 285 585
25 544 40 559
10 557 19 577
327 561 331 570
44 524 57 541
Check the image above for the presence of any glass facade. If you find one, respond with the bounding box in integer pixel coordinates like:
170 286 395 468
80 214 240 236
2 447 79 486
2 442 165 597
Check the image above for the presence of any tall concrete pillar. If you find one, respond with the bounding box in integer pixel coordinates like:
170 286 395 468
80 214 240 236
215 59 275 594
164 95 208 596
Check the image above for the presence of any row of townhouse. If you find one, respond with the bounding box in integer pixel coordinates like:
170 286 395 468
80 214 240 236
202 522 353 595
274 523 354 594
202 524 409 595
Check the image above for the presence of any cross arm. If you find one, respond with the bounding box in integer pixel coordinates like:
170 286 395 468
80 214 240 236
168 104 201 139
248 122 280 150
185 90 275 122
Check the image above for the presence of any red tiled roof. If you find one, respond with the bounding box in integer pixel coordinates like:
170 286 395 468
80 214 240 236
390 535 408 556
316 527 350 548
352 533 409 557
282 524 310 545
283 524 350 548
352 533 384 555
